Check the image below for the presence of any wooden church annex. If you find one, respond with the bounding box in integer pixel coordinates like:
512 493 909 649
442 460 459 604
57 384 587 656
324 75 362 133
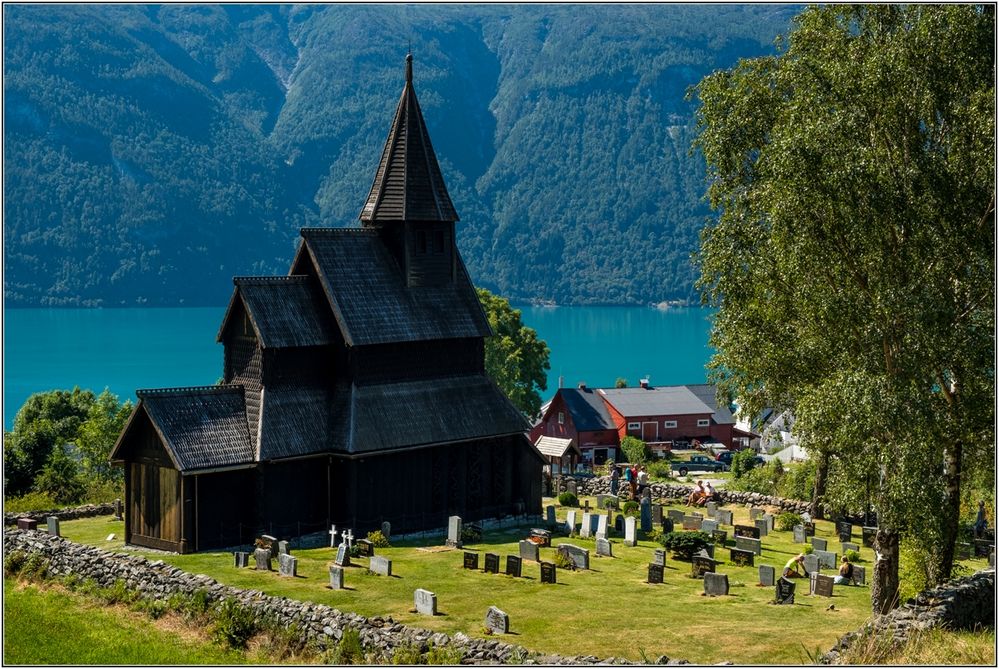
110 55 544 553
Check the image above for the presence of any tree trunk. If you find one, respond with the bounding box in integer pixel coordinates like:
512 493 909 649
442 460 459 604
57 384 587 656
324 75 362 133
872 527 900 615
934 438 963 585
810 449 829 520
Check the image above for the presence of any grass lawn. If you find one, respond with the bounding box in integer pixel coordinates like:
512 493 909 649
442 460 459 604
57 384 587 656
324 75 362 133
3 578 251 664
56 500 991 664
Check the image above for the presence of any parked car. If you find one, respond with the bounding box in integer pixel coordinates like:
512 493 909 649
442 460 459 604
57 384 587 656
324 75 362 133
671 454 728 476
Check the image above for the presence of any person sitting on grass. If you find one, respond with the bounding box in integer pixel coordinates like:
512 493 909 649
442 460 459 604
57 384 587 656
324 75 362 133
834 556 854 585
701 481 716 505
783 554 806 578
687 480 706 506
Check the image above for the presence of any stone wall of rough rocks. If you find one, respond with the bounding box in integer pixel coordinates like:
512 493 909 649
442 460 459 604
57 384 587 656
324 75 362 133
551 475 810 514
4 502 116 526
819 568 996 664
3 529 687 665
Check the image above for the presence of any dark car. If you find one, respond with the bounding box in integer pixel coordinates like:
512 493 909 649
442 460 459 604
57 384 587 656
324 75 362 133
716 450 765 469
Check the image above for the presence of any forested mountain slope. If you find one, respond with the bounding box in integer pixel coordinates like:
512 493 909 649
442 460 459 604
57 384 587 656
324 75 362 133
3 4 796 306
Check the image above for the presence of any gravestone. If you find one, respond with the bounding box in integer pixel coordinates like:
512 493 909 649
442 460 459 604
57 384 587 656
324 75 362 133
484 553 500 574
699 544 715 559
842 542 859 554
754 519 769 537
735 536 762 556
329 525 339 547
775 577 796 604
850 564 866 585
342 529 355 550
814 550 837 569
566 510 578 535
811 536 828 552
691 555 717 578
624 516 637 547
505 555 522 578
730 548 755 566
811 573 834 597
114 498 123 521
712 529 728 545
519 540 540 562
862 526 878 548
836 521 853 543
734 524 760 539
596 537 613 557
749 507 764 521
667 509 685 523
447 516 463 548
16 518 37 531
415 588 437 615
596 514 609 538
46 516 60 537
596 494 619 509
701 519 719 534
233 552 249 568
380 521 391 539
584 499 591 512
704 572 729 596
566 479 578 496
253 548 272 571
705 501 718 517
369 555 392 576
485 606 509 634
759 564 776 587
717 509 734 526
558 544 590 570
580 513 593 538
647 563 664 584
803 553 820 574
329 565 344 590
682 516 703 531
640 498 652 533
261 535 278 558
690 511 704 519
590 512 601 536
278 553 298 577
278 540 290 556
653 549 666 567
546 505 557 526
615 514 625 533
540 561 557 584
530 528 552 547
652 504 663 526
793 525 807 544
762 513 775 532
356 539 374 558
990 552 995 569
803 522 816 537
662 518 674 534
463 552 479 570
334 544 350 567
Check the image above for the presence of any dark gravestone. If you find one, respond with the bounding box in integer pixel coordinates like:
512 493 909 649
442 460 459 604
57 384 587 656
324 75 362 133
520 540 540 562
648 563 665 584
754 519 769 537
662 518 675 534
836 521 853 543
381 521 392 539
114 498 124 521
463 552 479 570
703 572 729 596
566 479 578 496
700 543 715 559
261 535 278 559
792 525 807 544
667 509 685 524
329 565 344 590
862 526 878 548
803 522 816 537
717 509 734 526
735 536 761 556
530 528 552 547
640 498 653 532
811 573 834 597
484 553 500 574
814 550 837 569
956 542 972 560
734 525 760 540
762 513 775 532
615 514 625 533
545 505 557 526
990 552 995 569
505 555 523 578
682 516 702 531
16 518 37 531
810 536 828 552
233 551 250 568
691 555 717 578
253 548 272 571
775 577 796 604
356 539 374 558
652 504 664 526
850 564 866 585
540 561 557 584
730 548 755 567
334 544 350 567
653 549 666 567
712 529 728 545
485 606 509 634
759 564 776 586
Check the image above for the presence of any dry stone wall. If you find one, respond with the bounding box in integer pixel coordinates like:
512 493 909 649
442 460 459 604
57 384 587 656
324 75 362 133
4 502 115 526
4 529 688 665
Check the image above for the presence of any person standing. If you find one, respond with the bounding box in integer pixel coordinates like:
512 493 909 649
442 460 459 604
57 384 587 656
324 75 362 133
629 464 639 499
974 500 989 539
636 465 649 496
610 465 621 496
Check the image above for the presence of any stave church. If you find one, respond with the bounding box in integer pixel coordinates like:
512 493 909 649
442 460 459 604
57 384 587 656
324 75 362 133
110 55 544 553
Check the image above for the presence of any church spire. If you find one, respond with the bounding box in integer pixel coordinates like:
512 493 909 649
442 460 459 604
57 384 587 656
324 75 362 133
359 53 458 224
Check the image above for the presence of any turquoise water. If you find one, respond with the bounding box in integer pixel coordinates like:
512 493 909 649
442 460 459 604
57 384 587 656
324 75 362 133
3 306 715 428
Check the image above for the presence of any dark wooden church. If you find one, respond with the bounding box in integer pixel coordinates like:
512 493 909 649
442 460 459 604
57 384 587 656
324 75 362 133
110 55 544 553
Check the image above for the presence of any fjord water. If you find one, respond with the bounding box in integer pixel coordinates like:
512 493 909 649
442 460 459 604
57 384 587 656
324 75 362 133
3 306 715 428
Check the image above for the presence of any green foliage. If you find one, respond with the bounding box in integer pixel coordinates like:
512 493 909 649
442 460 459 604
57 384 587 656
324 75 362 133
615 378 628 388
646 460 674 480
392 642 424 665
620 436 652 465
32 444 86 504
844 549 861 563
477 288 550 417
557 492 579 508
97 579 139 606
775 512 803 532
4 550 28 577
460 524 482 543
426 643 464 665
366 530 391 548
728 460 784 497
552 550 576 570
658 531 712 560
730 449 759 480
211 598 258 649
3 491 59 513
326 627 364 665
803 544 814 555
74 389 132 483
132 597 169 620
622 501 640 516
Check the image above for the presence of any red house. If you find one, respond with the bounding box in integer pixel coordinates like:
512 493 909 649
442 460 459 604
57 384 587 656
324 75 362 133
530 384 620 465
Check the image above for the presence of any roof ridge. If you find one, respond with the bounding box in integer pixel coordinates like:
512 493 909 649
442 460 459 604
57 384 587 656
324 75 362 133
233 275 309 285
300 227 374 236
137 385 244 398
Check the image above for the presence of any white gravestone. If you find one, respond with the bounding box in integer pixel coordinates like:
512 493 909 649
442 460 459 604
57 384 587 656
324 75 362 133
624 516 637 547
414 589 437 615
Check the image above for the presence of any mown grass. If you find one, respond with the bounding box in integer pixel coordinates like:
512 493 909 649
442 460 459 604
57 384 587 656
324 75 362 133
56 498 991 664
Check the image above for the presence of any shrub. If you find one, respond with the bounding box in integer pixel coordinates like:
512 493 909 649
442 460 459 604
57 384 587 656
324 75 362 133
557 492 579 507
133 597 169 620
426 643 464 665
349 543 362 558
621 436 652 464
392 642 424 664
803 544 814 555
211 597 258 649
775 512 803 532
4 550 27 577
622 500 640 516
658 531 712 560
844 549 861 563
15 553 50 582
3 491 60 513
731 449 760 479
646 460 673 480
98 579 138 605
366 530 390 548
326 627 364 665
460 524 482 543
645 528 664 544
553 550 576 570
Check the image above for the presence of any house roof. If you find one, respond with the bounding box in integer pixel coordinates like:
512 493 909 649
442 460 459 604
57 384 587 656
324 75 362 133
216 276 335 349
127 386 254 472
685 384 736 425
558 387 617 431
359 54 458 224
534 436 580 459
256 384 346 462
598 385 714 417
297 228 491 346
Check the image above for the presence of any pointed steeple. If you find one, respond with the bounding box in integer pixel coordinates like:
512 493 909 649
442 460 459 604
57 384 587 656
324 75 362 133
360 53 459 224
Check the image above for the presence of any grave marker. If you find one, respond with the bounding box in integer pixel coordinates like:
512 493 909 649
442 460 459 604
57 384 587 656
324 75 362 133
703 572 729 596
114 498 123 521
705 501 718 518
749 507 764 521
253 548 272 571
793 525 807 544
836 521 853 543
811 573 834 597
814 550 837 569
682 516 703 531
691 555 717 578
803 522 816 537
735 535 762 556
505 555 522 578
841 542 859 554
261 534 278 558
803 553 820 575
699 544 716 559
624 516 637 547
278 553 298 577
653 549 666 567
381 521 391 539
16 518 37 531
484 553 500 574
334 544 350 568
530 528 551 547
415 588 437 615
717 509 734 526
652 504 663 526
369 555 392 576
734 524 760 539
580 512 593 538
46 516 60 537
712 529 728 545
701 519 719 534
463 552 479 570
557 544 590 570
667 509 685 524
447 516 463 548
730 548 755 566
775 577 796 604
662 518 674 534
974 540 993 558
810 536 828 552
356 539 374 558
862 526 878 548
485 606 509 634
519 540 540 562
647 563 664 584
640 498 652 533
234 551 249 568
762 513 775 532
278 540 290 556
546 505 557 526
540 561 557 584
850 564 866 585
759 564 776 587
596 537 613 557
615 514 625 533
566 509 578 535
754 519 769 537
596 514 609 538
990 552 995 569
329 565 344 590
589 512 601 536
329 525 338 547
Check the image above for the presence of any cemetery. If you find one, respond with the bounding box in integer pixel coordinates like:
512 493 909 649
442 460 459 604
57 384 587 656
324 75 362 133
6 489 992 665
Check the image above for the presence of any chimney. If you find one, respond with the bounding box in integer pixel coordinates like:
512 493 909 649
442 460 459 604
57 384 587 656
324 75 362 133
558 375 564 389
640 378 650 389
578 381 587 390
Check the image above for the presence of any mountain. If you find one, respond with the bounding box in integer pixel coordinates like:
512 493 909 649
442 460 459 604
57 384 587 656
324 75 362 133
3 4 798 307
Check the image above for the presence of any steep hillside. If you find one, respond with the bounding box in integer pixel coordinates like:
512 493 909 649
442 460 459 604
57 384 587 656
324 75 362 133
3 4 797 306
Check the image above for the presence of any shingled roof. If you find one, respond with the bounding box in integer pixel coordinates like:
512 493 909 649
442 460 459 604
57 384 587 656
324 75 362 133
217 276 334 349
122 386 254 472
598 385 714 417
296 228 491 346
685 384 736 425
359 54 458 224
559 387 617 431
256 384 347 462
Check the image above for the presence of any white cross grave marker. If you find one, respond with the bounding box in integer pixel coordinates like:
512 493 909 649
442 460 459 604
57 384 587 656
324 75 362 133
343 529 354 549
329 525 338 548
